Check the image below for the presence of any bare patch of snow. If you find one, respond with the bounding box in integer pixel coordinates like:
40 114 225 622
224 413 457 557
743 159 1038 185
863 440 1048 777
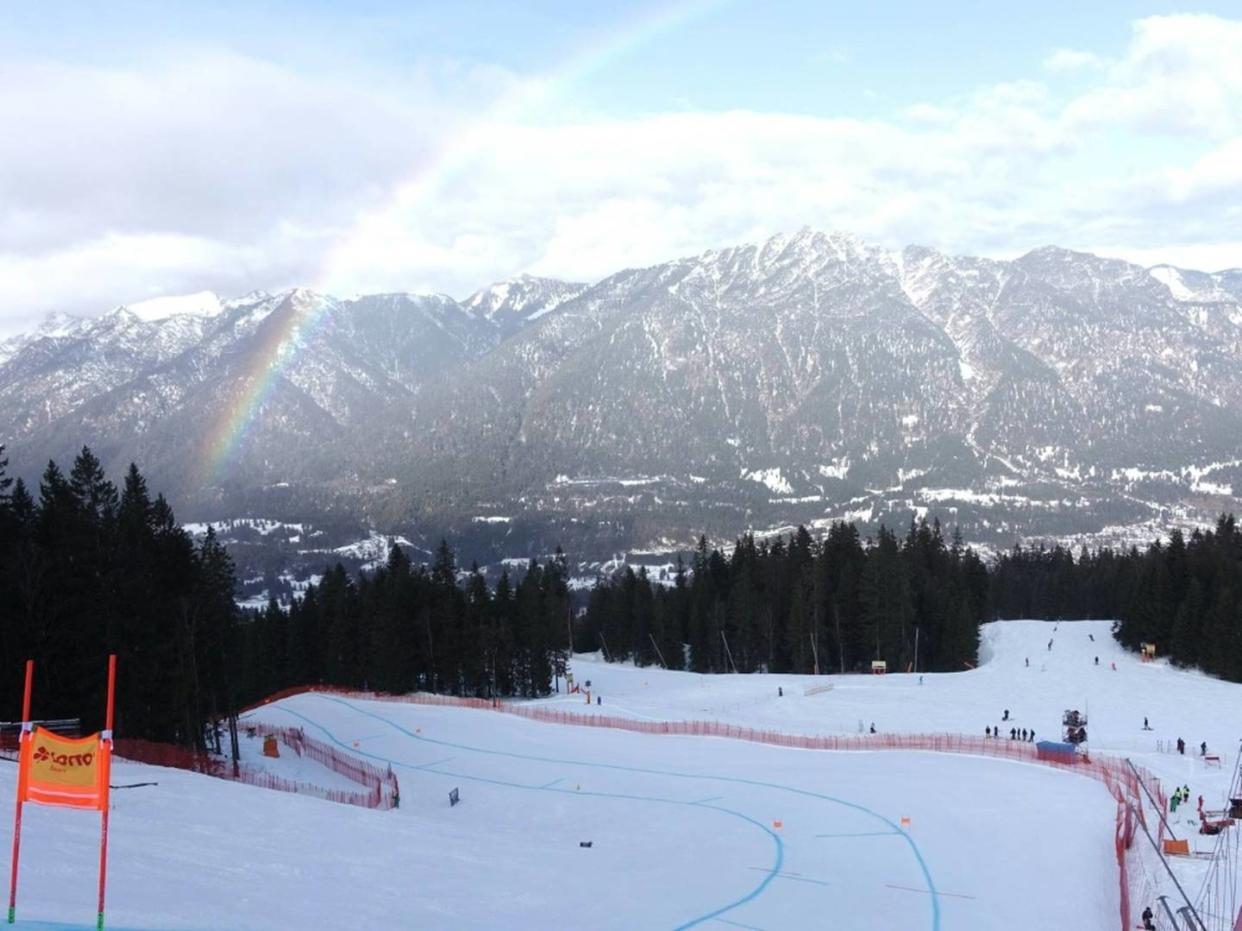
741 467 793 494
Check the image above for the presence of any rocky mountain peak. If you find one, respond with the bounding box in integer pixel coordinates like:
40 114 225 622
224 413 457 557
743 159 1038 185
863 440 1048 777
2 232 1240 558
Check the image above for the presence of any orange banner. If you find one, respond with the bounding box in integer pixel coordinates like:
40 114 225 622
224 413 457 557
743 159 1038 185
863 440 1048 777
18 728 111 811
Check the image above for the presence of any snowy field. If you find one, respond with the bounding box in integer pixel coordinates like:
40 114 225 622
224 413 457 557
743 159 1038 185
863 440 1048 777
0 620 1235 929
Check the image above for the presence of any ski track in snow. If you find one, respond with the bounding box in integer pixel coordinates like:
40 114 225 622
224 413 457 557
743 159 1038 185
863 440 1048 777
2 621 1158 929
265 695 942 931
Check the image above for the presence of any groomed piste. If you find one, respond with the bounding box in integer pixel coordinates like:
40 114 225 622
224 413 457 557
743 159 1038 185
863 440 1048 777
3 619 1235 929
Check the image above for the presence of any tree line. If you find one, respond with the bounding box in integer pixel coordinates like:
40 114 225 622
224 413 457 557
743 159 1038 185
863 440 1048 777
233 542 572 708
989 516 1242 681
0 445 238 750
5 441 1241 749
583 520 990 675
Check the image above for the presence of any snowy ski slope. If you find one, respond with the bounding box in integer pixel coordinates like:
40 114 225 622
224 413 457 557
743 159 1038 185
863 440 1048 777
1 619 1234 929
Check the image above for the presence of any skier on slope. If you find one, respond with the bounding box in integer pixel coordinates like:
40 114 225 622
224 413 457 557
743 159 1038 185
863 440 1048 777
1140 905 1154 930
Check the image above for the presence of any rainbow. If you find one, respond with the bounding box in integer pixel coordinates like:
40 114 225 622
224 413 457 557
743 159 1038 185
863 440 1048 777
200 0 734 487
197 289 331 487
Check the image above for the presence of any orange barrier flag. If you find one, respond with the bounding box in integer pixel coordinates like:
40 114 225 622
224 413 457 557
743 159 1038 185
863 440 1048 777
18 728 111 812
9 655 117 929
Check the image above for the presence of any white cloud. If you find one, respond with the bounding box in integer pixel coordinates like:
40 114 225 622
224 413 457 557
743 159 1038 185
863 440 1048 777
1063 14 1242 138
1043 49 1106 72
1 14 1240 336
0 50 497 325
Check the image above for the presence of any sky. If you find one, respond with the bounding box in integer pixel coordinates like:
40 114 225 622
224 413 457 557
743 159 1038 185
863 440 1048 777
1 1 1240 334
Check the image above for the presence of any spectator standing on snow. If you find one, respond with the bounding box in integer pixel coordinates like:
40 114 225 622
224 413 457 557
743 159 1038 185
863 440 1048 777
1025 657 1029 667
1140 906 1154 930
1202 741 1207 757
1010 727 1016 740
986 726 991 738
1028 729 1034 742
778 687 783 697
1089 633 1095 642
1177 737 1185 755
869 722 876 734
1143 716 1149 729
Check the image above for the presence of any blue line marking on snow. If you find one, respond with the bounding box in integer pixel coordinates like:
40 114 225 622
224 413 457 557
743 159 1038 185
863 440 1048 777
690 795 724 805
714 917 766 930
268 696 939 930
11 924 171 931
540 777 565 788
672 805 783 930
270 702 784 929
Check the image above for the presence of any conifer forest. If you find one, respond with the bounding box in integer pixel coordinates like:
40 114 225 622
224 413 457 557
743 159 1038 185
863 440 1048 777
3 445 1241 750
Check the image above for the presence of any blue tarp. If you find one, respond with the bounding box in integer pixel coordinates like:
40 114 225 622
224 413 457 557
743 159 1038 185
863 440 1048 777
1035 740 1079 764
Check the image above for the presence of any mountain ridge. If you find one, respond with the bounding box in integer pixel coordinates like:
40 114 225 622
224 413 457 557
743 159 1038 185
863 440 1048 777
2 230 1241 559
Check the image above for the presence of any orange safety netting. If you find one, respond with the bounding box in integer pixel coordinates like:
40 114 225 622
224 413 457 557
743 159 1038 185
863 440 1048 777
114 728 399 811
246 683 1164 930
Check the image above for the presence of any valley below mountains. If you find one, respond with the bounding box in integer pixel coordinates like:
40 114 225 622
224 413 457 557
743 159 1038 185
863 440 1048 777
3 229 1241 567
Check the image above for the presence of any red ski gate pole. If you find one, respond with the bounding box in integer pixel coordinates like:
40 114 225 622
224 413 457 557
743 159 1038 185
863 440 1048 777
8 660 33 925
97 654 116 931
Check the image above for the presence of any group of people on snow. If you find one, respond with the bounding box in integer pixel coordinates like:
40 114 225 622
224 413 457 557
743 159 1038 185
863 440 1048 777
1174 737 1209 757
985 724 1034 741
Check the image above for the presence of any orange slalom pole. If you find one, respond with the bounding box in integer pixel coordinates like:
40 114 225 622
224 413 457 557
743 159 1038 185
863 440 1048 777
97 654 116 931
8 660 33 925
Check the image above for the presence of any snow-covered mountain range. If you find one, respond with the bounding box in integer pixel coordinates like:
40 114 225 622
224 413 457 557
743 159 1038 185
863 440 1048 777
2 229 1240 557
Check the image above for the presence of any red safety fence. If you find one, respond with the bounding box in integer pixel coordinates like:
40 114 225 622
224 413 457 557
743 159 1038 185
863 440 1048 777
246 683 1164 928
260 724 398 796
113 727 399 811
